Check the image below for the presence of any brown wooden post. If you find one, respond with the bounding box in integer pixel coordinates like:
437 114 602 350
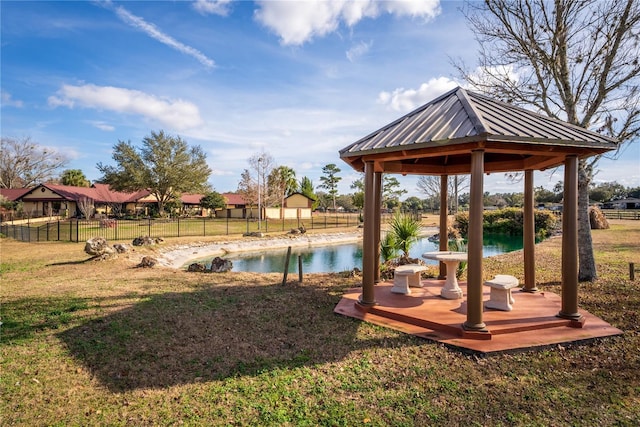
439 174 449 279
374 171 382 283
522 169 538 292
359 161 377 306
464 150 487 332
559 155 582 320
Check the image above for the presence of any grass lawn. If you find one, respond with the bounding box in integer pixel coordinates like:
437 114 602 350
1 220 639 426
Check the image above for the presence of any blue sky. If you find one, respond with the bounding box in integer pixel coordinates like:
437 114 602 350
2 0 638 198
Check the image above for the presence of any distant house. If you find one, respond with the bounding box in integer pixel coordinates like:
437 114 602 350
602 198 640 210
0 185 312 220
262 192 314 220
221 193 251 218
284 192 315 209
0 183 151 219
179 193 206 216
169 192 250 218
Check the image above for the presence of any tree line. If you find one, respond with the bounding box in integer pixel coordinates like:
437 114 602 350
3 133 637 218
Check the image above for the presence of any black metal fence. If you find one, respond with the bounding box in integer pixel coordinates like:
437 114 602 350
0 211 427 243
1 212 423 243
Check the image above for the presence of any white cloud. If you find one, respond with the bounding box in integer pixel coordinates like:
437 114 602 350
89 121 115 131
346 40 372 62
254 0 441 46
48 84 203 130
192 0 233 16
377 77 459 112
1 91 24 108
469 64 520 89
108 3 215 69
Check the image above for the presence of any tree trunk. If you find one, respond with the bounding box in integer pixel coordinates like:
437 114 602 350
577 162 597 281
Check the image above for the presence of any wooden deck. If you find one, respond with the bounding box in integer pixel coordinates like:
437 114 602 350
334 280 622 355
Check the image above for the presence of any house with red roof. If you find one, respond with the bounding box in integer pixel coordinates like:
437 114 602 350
1 183 152 219
0 185 252 220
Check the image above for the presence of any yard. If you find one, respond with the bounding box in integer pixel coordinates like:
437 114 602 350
1 220 639 425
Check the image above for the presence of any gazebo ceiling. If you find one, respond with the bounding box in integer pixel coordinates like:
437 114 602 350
340 87 618 175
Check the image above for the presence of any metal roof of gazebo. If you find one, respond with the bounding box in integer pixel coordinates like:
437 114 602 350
340 87 617 175
337 87 620 348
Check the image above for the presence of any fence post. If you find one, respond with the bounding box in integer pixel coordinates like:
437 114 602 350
76 219 79 242
631 263 636 281
298 255 303 283
282 246 292 285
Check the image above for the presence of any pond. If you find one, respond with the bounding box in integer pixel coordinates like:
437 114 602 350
201 234 525 274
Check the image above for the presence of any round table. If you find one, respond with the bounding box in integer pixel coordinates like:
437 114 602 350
422 251 468 299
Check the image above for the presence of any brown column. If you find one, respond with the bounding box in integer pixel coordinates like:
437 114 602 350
559 155 582 320
439 174 449 279
463 150 487 332
359 161 377 306
374 172 382 283
522 169 538 292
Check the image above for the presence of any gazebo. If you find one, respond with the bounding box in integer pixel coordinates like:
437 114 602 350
336 87 621 350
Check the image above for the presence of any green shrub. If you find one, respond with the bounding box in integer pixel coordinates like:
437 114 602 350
454 208 558 238
454 211 469 236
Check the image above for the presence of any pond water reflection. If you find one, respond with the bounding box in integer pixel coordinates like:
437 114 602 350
201 234 525 274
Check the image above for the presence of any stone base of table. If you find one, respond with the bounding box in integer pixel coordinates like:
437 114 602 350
422 251 467 301
441 287 463 300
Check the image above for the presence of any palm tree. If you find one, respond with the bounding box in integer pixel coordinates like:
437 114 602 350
388 212 421 259
268 166 298 207
380 232 399 262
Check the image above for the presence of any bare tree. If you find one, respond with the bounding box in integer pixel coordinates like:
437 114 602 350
237 169 257 218
76 196 95 219
417 175 469 213
249 151 275 206
0 136 69 188
237 151 275 219
456 0 640 281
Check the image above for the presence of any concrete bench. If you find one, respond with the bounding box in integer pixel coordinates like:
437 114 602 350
391 264 428 295
484 275 519 311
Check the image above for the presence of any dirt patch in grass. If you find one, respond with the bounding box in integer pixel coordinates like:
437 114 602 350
1 222 639 426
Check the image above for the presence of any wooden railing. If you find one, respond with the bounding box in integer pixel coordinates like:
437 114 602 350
601 210 640 220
